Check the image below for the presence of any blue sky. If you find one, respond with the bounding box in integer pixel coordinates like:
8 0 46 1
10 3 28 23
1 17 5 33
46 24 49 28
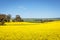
0 0 60 18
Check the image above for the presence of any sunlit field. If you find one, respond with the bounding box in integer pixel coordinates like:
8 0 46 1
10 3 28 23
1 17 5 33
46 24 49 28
0 21 60 40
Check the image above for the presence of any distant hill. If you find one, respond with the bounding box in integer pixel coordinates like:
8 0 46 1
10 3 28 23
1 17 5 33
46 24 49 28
22 18 60 23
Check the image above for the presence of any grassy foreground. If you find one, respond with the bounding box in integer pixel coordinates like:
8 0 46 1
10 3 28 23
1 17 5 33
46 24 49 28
0 21 60 40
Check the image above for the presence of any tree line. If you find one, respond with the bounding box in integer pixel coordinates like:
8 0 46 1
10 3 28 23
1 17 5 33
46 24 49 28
0 14 24 25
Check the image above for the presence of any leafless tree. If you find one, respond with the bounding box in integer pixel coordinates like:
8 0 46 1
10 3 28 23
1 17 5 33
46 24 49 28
6 14 11 22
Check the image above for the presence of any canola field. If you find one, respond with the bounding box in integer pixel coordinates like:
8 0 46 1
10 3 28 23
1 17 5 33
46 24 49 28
0 21 60 40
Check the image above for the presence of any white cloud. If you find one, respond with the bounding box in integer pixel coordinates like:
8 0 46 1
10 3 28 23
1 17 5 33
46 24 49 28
18 6 27 10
